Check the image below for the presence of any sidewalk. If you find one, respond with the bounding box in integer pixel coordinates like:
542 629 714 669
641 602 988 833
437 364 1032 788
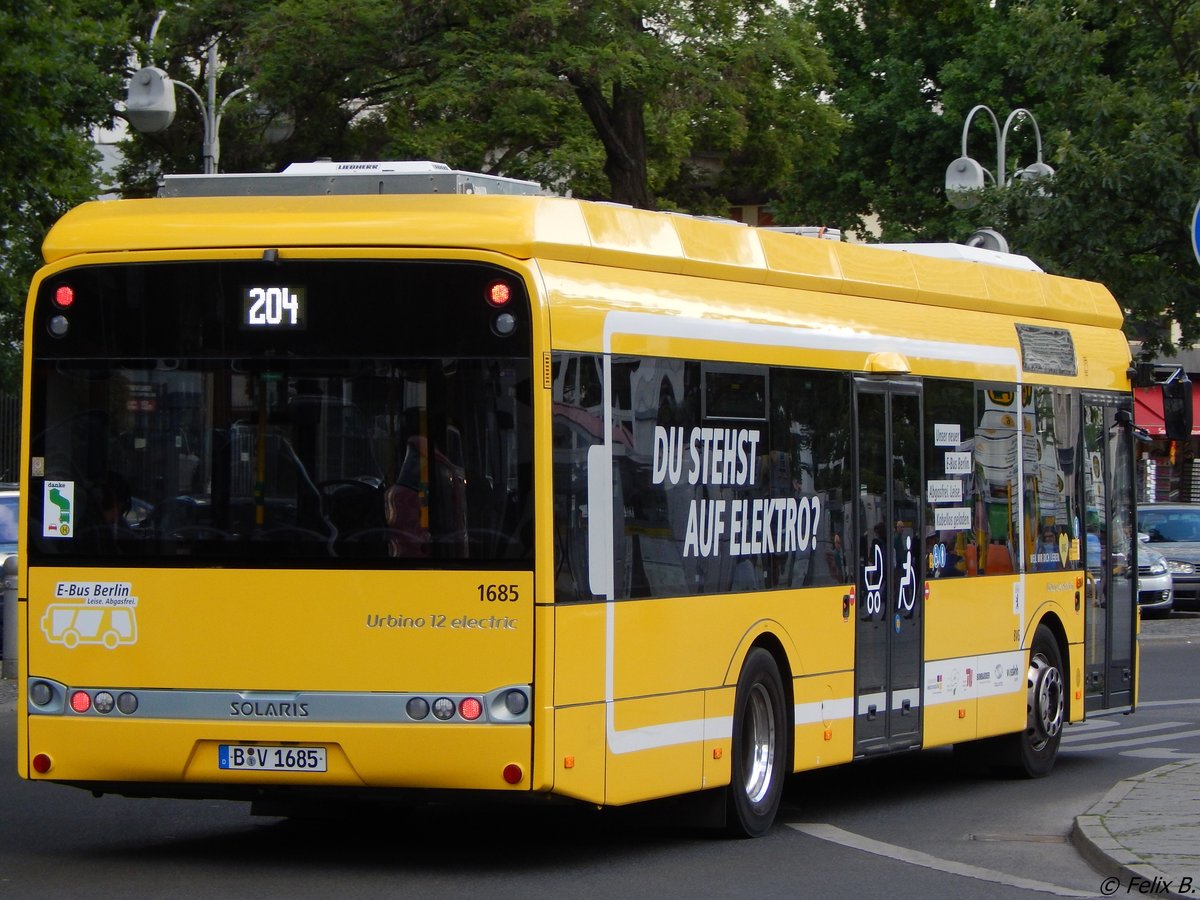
1073 762 1200 897
1069 612 1200 896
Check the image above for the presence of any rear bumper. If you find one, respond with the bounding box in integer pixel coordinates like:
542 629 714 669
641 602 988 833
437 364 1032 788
24 715 534 793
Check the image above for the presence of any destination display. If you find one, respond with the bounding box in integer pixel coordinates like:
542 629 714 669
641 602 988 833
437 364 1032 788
241 285 307 329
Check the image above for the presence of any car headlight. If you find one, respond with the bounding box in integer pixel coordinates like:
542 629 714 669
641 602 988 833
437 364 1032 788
1167 559 1196 575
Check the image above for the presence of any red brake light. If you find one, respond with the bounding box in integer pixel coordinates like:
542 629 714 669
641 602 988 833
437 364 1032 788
459 697 483 721
54 285 75 309
486 281 512 307
69 691 91 713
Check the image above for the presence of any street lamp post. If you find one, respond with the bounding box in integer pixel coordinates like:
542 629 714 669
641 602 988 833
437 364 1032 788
944 105 1055 251
124 36 248 174
186 45 249 174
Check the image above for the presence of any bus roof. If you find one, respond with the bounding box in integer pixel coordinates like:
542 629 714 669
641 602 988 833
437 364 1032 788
40 192 1122 330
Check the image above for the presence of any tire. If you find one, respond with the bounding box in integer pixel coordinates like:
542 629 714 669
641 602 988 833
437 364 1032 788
999 624 1065 777
726 648 787 837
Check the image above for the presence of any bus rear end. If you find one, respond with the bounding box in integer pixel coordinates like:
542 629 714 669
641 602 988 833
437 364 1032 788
19 249 538 803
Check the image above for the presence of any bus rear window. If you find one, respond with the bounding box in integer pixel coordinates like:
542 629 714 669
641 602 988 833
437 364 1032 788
28 261 533 567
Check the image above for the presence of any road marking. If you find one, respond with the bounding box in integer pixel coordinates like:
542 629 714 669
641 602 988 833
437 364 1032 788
1062 721 1187 744
1063 718 1120 733
787 823 1093 897
1063 727 1200 752
1120 748 1200 760
1134 698 1200 709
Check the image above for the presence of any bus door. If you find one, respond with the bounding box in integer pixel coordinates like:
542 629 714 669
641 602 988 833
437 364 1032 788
853 381 924 755
1082 399 1136 710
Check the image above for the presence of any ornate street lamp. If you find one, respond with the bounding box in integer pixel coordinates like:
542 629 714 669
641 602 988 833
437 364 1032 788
946 105 1055 206
125 43 249 175
944 105 1056 252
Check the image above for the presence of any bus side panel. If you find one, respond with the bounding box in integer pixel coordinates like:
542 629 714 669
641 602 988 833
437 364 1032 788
923 576 1083 746
702 685 735 789
924 576 1020 663
923 576 1016 747
605 692 705 805
553 588 855 802
552 602 608 707
791 670 855 772
552 703 607 803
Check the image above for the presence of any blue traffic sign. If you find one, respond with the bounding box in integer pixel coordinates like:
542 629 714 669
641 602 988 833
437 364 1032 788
1193 199 1200 266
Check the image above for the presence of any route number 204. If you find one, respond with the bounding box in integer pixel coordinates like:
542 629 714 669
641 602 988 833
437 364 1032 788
477 584 519 602
244 286 305 328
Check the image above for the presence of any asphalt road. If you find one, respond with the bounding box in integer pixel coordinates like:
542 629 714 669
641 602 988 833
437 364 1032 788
1 614 1199 898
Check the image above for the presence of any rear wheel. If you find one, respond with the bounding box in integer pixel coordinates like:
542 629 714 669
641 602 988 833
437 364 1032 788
726 648 787 837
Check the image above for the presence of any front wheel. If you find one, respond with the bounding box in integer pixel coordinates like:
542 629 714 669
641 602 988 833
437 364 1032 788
726 648 788 837
1000 624 1065 777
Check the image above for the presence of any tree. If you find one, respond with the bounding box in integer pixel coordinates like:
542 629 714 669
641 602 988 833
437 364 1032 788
0 0 133 392
779 0 1020 238
114 0 303 195
977 1 1200 356
791 0 1200 355
120 0 842 212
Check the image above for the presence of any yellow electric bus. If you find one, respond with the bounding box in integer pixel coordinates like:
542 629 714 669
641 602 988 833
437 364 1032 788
16 161 1154 836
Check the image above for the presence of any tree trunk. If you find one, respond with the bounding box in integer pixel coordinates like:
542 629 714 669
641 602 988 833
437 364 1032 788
572 79 654 209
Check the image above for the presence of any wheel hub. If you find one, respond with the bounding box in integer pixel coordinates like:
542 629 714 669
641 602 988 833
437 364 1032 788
742 683 777 804
1026 652 1064 749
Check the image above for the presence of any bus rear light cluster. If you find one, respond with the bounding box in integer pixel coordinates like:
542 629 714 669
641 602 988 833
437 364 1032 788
485 278 519 337
402 687 529 723
405 695 477 721
42 684 139 716
48 283 75 337
28 679 526 723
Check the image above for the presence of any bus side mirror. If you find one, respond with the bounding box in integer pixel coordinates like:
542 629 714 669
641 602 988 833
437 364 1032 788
1163 377 1193 441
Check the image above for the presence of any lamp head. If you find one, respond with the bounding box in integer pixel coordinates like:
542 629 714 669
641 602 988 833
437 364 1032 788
945 156 987 209
125 66 176 133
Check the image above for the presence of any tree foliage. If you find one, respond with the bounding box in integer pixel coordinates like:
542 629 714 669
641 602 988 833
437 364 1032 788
986 1 1200 355
120 1 842 211
794 0 1200 355
6 0 1199 379
0 0 132 392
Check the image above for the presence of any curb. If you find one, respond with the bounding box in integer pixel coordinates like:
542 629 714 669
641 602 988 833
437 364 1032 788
1071 762 1200 899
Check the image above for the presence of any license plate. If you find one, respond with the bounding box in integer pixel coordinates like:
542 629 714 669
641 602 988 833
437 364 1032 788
218 744 327 772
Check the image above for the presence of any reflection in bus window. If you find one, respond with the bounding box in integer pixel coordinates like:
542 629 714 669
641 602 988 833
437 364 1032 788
32 359 532 565
1025 387 1082 574
552 353 852 601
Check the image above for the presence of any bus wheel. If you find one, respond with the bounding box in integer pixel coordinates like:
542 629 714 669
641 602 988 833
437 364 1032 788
726 648 787 837
1006 624 1065 778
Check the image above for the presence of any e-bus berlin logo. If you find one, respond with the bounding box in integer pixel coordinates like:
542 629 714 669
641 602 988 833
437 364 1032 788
41 582 139 650
42 480 74 537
